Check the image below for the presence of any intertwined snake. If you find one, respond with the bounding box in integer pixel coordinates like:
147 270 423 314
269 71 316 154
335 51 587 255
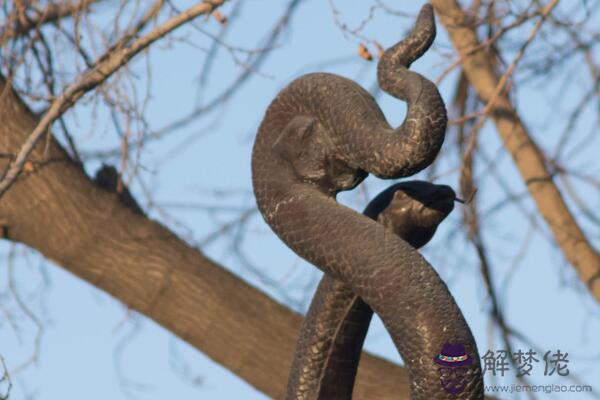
251 4 483 399
287 181 462 399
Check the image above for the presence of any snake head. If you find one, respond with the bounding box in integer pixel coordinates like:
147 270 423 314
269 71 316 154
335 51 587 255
271 115 368 194
363 180 456 248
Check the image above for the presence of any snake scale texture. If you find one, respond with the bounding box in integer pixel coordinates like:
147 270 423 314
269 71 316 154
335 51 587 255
287 181 459 399
251 4 483 399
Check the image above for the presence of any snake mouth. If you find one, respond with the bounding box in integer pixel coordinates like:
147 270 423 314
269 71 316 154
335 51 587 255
427 197 455 215
422 184 456 215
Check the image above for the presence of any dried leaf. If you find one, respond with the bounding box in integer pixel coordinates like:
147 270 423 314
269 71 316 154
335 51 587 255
358 43 373 61
213 10 228 26
23 161 34 173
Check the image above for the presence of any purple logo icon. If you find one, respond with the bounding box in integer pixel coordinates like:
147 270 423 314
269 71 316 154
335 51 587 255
433 343 473 395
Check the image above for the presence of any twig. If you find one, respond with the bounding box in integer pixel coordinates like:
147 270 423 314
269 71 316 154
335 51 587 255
0 0 99 44
0 355 11 400
0 0 227 199
155 0 301 136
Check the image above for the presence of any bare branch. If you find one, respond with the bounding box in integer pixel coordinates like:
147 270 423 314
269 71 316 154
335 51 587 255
0 0 99 43
432 0 600 301
0 0 227 199
0 355 11 400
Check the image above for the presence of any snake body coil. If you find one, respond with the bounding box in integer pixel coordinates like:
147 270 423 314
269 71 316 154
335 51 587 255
251 4 483 399
287 181 459 399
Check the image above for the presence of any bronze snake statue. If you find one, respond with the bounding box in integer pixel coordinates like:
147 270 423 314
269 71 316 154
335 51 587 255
251 4 483 399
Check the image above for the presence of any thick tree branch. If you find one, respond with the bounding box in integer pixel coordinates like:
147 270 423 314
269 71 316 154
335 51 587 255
431 0 600 302
0 77 415 400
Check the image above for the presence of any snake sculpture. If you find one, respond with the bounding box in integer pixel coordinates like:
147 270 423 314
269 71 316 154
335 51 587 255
251 4 483 399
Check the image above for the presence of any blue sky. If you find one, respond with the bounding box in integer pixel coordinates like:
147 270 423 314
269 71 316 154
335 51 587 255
1 1 599 399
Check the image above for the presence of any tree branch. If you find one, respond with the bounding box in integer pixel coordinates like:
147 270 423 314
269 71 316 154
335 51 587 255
0 75 412 400
1 0 99 42
0 0 226 199
431 0 600 302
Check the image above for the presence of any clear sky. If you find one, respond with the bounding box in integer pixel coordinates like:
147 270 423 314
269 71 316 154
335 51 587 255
1 1 599 399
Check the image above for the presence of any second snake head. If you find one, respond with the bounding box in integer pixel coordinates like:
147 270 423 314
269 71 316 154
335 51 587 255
363 180 456 249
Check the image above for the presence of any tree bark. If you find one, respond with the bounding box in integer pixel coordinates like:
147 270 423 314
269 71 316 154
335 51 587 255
431 0 600 301
0 77 412 399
